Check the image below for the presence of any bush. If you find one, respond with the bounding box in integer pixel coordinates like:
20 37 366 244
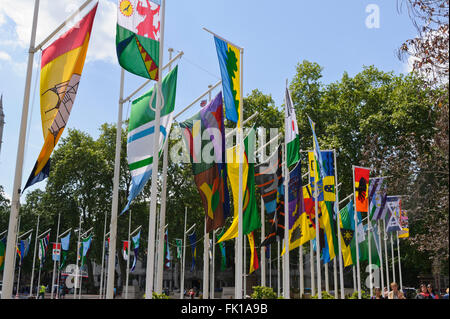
346 290 370 299
251 286 278 299
152 292 169 299
311 291 335 299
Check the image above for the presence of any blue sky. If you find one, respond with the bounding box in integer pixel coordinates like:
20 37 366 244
0 0 417 200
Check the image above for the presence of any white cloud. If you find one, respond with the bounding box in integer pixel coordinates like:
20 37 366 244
0 0 117 64
0 50 11 61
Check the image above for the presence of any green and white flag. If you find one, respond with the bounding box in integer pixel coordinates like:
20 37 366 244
285 86 300 167
121 65 178 214
116 0 161 80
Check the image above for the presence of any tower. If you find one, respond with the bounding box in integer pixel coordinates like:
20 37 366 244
0 94 5 156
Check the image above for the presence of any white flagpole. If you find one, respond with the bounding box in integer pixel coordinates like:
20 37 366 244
352 166 362 299
277 240 280 296
74 214 82 299
203 220 210 299
310 231 315 294
299 245 304 297
125 210 132 298
211 229 215 298
324 261 329 292
314 152 322 298
259 130 266 288
1 0 39 300
377 219 385 293
334 150 344 299
106 67 124 299
383 219 390 291
390 232 396 284
145 0 166 299
396 232 403 291
29 215 40 298
282 107 290 299
243 234 247 297
353 266 357 293
181 207 187 299
156 47 174 295
235 46 244 300
51 213 61 299
99 211 108 299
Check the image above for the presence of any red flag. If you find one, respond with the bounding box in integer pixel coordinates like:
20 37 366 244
354 166 370 212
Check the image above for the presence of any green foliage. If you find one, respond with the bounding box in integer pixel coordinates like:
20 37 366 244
346 290 371 299
152 292 169 299
311 291 335 299
251 286 278 299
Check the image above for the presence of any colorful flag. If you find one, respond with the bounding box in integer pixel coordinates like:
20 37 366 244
369 178 387 220
122 240 129 260
116 0 161 80
218 130 261 242
260 146 284 247
180 93 230 232
122 66 178 214
297 184 317 246
285 87 300 167
0 237 6 271
216 230 226 271
175 238 182 259
339 199 355 267
247 232 259 274
354 166 370 212
131 231 141 272
398 210 409 238
59 232 70 270
80 235 92 267
255 146 281 215
164 229 171 269
308 150 338 263
23 4 98 191
385 196 402 232
281 160 305 254
307 116 327 180
17 234 32 266
38 233 50 268
188 232 196 272
359 222 381 267
52 243 61 262
213 36 241 124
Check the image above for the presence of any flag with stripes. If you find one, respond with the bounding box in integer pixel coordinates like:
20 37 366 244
38 233 50 268
369 177 387 220
122 66 178 214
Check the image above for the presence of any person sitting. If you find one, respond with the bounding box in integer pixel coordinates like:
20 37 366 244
387 282 405 299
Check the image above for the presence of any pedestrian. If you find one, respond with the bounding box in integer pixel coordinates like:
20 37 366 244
415 284 432 299
371 287 384 299
442 288 449 299
427 284 439 299
188 288 194 299
387 282 405 299
38 284 46 299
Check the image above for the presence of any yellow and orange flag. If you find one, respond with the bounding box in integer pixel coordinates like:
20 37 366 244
24 4 98 191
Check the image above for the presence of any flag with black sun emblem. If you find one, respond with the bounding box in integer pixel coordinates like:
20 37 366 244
353 166 370 213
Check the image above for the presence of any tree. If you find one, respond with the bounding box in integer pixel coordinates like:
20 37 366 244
396 0 449 278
